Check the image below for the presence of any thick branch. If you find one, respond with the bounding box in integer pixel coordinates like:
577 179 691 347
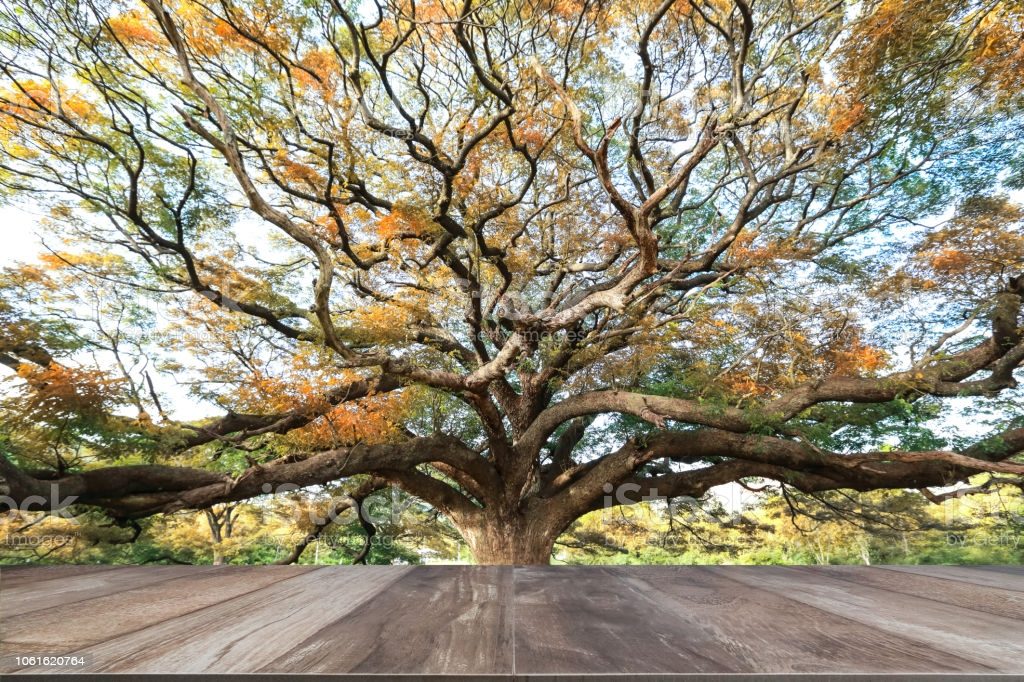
0 434 491 519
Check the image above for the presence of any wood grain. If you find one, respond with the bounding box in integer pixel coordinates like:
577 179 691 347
716 566 1023 670
0 565 116 589
1 565 217 617
612 566 984 673
2 565 1023 676
801 565 1024 621
878 564 1024 592
2 565 311 654
514 566 730 674
54 566 410 673
260 565 513 674
973 564 1024 575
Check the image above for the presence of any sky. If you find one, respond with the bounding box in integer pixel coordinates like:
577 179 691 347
0 204 221 420
0 205 45 262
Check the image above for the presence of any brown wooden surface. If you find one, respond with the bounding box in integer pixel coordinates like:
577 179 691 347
1 565 1023 676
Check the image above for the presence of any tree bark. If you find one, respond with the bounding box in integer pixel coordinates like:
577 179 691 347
460 512 559 565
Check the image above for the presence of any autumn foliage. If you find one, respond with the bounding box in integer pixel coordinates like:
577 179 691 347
0 0 1021 565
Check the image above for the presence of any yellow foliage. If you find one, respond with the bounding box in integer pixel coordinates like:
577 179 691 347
828 340 889 376
912 196 1024 287
0 79 97 143
174 0 292 56
375 206 435 240
727 232 800 269
37 251 125 275
274 151 323 187
107 13 163 45
294 50 342 95
289 390 412 448
723 374 773 397
972 4 1024 101
828 99 866 138
1 79 53 114
15 362 124 418
517 115 548 154
928 248 972 273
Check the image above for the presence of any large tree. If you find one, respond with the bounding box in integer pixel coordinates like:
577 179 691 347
0 0 1022 564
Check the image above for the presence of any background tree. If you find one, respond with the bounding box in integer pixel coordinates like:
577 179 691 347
555 484 1024 565
0 0 1022 564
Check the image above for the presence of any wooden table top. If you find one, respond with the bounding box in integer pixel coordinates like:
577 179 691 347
1 565 1022 678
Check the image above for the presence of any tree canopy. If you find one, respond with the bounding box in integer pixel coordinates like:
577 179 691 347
0 0 1022 564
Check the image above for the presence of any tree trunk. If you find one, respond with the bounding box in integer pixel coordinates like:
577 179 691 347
461 514 558 565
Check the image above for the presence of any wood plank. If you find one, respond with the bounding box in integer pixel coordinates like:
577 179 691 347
0 565 217 617
803 565 1024 621
513 566 731 674
2 565 1023 676
716 566 1023 672
1 565 312 655
973 565 1024 575
34 566 409 674
0 565 116 589
260 565 513 674
878 564 1024 592
608 566 987 674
